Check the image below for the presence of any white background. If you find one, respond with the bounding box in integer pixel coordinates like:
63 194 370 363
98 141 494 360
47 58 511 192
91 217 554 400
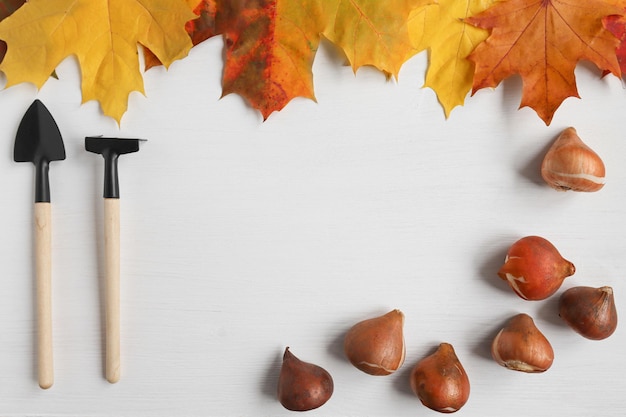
0 37 625 416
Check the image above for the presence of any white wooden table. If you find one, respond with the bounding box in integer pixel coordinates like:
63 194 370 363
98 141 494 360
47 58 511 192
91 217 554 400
0 38 624 416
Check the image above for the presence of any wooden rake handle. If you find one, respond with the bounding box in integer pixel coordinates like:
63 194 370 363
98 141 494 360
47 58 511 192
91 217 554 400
104 198 120 383
34 202 53 389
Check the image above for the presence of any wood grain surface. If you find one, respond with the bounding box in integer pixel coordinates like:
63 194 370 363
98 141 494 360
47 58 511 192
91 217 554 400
0 40 624 416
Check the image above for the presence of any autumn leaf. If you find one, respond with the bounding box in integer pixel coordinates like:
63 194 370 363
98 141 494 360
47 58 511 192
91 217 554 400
0 0 24 62
604 10 626 77
186 0 219 45
145 0 322 118
144 0 216 71
323 0 422 78
466 0 625 125
408 0 495 117
0 0 196 123
217 0 325 120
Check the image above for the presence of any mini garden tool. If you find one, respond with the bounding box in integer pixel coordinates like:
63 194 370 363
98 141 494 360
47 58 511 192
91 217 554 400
85 136 144 383
14 99 66 389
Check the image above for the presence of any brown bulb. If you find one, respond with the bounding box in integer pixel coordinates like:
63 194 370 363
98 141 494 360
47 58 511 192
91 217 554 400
541 127 606 192
498 236 575 300
277 347 333 411
410 343 470 413
344 309 405 375
491 313 554 373
559 286 618 340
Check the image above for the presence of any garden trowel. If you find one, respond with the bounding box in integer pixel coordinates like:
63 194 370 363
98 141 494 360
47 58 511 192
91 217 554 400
14 99 66 389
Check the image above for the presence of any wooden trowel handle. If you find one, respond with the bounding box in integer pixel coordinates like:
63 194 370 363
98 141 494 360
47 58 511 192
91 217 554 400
34 202 53 389
104 198 120 383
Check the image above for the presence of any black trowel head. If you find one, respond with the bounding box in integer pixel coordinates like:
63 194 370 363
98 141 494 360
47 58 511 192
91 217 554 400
14 99 66 164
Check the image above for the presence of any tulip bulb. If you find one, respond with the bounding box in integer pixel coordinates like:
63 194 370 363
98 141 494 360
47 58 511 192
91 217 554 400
277 347 333 411
344 309 405 375
498 236 575 300
559 286 618 340
491 313 554 373
410 343 470 413
541 127 606 192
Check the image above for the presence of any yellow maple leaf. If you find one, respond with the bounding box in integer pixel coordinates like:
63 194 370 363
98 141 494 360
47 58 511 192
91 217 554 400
0 0 195 123
323 0 427 77
408 0 495 117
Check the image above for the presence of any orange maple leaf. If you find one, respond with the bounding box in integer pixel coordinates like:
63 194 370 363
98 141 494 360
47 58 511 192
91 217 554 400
466 0 625 125
187 0 219 45
219 0 325 120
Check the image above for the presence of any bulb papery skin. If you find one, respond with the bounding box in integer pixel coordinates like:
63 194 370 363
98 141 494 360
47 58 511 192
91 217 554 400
344 309 406 376
409 343 470 414
498 236 575 300
559 286 618 340
541 127 605 192
277 347 334 411
491 313 554 373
